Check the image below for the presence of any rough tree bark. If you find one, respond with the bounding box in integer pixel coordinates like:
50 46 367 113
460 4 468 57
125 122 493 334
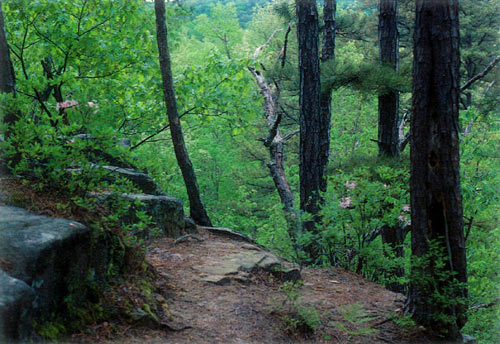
154 0 212 227
378 0 405 293
409 0 467 338
319 0 336 195
0 0 18 140
296 0 322 243
378 0 399 158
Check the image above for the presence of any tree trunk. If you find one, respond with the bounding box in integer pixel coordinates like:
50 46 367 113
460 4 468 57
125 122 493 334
378 0 405 293
248 66 300 238
154 0 212 227
409 0 467 338
296 0 322 243
319 0 336 195
378 0 399 158
0 0 18 140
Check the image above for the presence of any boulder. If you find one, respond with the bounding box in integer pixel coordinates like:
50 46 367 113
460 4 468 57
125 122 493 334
0 206 91 323
95 193 185 238
184 217 197 233
66 165 164 195
195 250 301 285
0 270 35 342
99 166 164 195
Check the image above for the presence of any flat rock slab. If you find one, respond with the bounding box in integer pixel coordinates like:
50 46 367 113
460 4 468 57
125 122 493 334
195 250 296 285
0 206 91 337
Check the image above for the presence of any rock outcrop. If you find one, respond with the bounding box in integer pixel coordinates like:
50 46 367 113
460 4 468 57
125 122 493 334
0 271 35 343
192 241 301 285
95 192 185 238
0 206 92 341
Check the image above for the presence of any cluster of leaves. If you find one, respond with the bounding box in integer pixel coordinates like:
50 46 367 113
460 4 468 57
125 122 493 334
271 281 321 337
313 158 409 278
0 98 158 339
331 302 377 337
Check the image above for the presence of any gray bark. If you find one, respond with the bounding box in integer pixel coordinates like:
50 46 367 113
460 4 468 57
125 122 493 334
248 66 300 239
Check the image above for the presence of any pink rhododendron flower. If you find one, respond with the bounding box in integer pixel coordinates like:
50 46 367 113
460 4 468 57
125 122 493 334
383 184 387 188
56 100 78 110
87 101 97 108
345 181 357 189
399 215 409 222
340 197 352 208
402 205 410 212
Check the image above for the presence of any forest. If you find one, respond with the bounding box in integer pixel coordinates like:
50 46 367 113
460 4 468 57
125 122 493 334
0 0 498 343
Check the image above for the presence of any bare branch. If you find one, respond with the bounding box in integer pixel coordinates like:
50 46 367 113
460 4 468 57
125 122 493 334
282 129 299 141
278 23 292 67
400 131 410 152
470 297 500 312
398 111 409 144
130 107 195 150
461 56 500 92
264 110 282 146
253 28 283 59
461 118 476 139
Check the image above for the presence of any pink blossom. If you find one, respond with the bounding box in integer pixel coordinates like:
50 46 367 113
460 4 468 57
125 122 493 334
56 99 78 110
383 184 387 188
345 181 357 189
398 215 409 222
340 197 352 209
87 101 98 108
402 205 410 212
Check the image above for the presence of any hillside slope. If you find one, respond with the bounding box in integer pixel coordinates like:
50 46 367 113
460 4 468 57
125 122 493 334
70 227 443 344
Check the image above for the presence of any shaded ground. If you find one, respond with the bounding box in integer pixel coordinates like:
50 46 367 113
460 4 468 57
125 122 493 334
0 177 437 343
69 228 433 344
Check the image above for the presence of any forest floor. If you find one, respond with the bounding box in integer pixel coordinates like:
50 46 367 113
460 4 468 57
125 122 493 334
0 178 445 343
68 228 437 344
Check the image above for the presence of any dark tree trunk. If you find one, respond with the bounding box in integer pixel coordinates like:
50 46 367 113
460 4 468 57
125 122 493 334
154 0 212 227
319 0 336 194
296 0 322 242
378 0 405 293
378 0 399 158
0 0 18 140
409 0 467 338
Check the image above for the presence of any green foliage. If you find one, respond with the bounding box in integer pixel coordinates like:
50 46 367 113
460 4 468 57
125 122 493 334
34 321 66 341
389 313 417 335
331 302 377 336
310 157 409 284
460 106 500 343
1 0 498 341
410 239 468 337
272 281 321 336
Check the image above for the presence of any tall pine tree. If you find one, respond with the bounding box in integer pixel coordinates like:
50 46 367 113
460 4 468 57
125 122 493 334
409 0 467 338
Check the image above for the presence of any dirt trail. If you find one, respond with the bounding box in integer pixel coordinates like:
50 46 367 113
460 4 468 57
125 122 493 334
72 228 432 344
